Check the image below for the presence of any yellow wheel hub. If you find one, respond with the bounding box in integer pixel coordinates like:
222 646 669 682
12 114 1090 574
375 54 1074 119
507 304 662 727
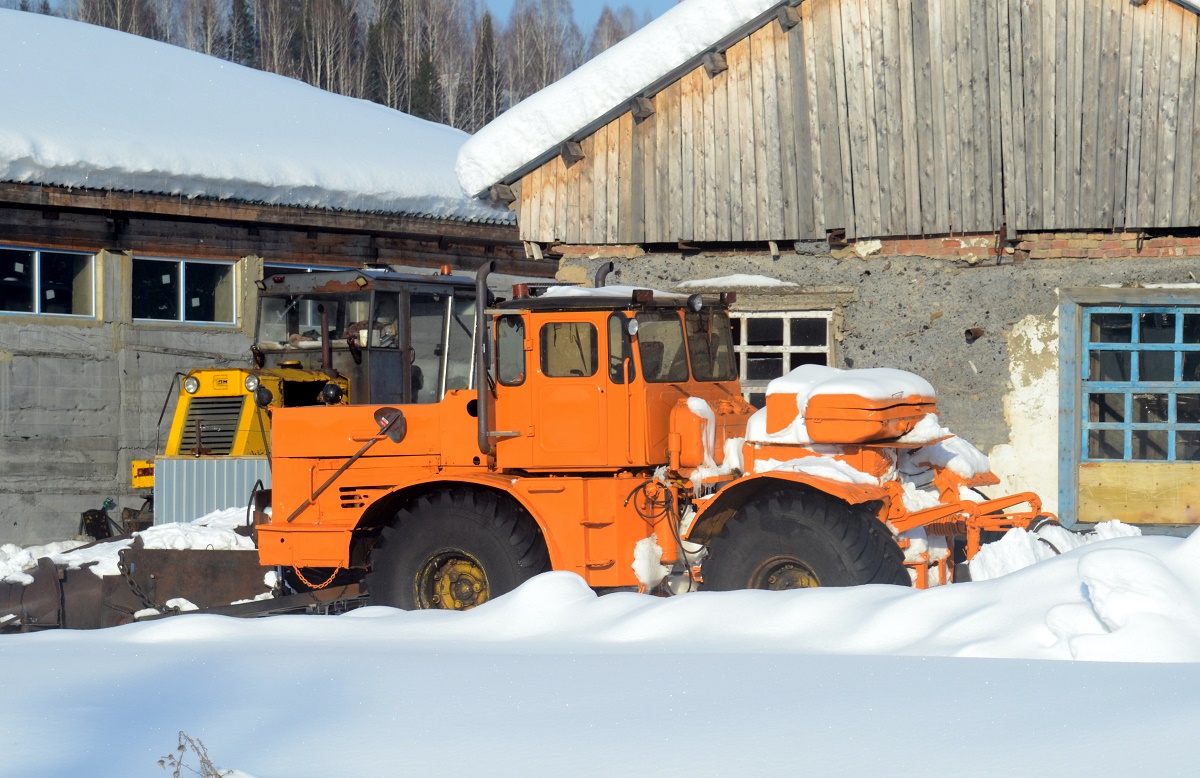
418 551 490 610
750 556 820 590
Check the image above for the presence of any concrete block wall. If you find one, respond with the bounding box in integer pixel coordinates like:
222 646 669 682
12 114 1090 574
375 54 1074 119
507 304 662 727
0 252 259 545
560 249 1200 518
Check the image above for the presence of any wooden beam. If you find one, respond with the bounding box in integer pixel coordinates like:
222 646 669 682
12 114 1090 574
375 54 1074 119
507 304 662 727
630 97 656 120
489 184 516 206
778 6 801 31
0 182 517 244
559 141 585 166
702 51 729 77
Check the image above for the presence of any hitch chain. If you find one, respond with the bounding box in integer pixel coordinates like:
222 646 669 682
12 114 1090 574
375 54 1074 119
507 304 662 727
118 555 180 617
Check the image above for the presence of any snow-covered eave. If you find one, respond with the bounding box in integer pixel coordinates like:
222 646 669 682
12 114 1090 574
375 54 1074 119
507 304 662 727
465 0 798 198
0 178 518 230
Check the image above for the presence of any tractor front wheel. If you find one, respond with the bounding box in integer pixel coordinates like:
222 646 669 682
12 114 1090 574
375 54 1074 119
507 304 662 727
702 488 910 590
366 489 550 610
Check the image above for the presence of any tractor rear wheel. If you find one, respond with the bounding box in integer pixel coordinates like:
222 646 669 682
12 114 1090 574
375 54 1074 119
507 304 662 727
702 488 910 590
366 489 550 610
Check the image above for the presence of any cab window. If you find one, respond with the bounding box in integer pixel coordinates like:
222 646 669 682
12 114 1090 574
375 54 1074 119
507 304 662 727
608 314 636 384
541 322 598 377
637 311 690 383
686 309 737 381
496 315 526 386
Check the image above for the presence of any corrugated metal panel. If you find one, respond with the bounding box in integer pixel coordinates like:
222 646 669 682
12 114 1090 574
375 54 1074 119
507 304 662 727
154 457 272 525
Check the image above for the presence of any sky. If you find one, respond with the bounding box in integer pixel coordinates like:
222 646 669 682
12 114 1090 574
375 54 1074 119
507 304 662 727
483 0 681 30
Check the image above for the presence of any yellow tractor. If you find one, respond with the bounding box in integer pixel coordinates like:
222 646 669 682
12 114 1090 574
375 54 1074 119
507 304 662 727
131 267 478 525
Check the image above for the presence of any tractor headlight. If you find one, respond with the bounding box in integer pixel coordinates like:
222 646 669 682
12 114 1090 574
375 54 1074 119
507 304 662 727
626 317 640 337
320 383 344 405
686 294 704 312
244 374 260 392
183 376 200 394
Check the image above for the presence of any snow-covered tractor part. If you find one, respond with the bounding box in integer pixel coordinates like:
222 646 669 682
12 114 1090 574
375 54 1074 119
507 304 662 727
132 267 478 525
258 262 1056 608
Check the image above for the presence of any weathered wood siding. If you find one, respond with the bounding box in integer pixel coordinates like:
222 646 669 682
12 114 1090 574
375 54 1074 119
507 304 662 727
517 0 1200 244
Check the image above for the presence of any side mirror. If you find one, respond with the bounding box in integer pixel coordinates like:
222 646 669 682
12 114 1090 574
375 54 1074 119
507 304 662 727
374 407 407 444
254 386 274 408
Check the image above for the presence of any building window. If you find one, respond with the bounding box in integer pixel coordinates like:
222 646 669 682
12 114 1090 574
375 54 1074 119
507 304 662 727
1083 306 1200 462
133 257 236 324
729 311 832 406
0 246 95 317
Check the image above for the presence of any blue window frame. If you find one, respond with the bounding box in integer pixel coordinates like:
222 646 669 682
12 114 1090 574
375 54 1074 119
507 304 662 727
1082 306 1200 462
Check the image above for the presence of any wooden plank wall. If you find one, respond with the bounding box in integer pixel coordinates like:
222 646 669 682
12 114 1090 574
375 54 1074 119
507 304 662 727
518 0 1200 245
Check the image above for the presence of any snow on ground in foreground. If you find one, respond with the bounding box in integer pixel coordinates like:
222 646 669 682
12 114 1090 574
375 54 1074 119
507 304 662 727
0 10 508 223
3 531 1200 776
0 508 253 585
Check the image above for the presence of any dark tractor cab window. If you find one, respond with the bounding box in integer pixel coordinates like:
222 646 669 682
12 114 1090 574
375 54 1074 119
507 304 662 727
636 311 690 383
541 322 598 377
686 309 737 381
497 314 526 386
608 313 637 384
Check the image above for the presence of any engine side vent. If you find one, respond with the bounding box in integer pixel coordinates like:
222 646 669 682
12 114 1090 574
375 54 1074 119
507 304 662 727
339 485 391 509
177 397 245 455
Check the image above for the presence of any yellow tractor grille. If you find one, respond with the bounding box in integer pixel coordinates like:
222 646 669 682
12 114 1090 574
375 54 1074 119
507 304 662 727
178 397 245 455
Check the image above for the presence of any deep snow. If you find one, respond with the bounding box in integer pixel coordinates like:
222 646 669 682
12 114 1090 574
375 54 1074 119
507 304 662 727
0 9 510 223
2 529 1200 776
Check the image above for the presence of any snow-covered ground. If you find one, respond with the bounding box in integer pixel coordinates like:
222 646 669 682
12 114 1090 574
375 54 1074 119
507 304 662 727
1 9 509 223
2 526 1199 776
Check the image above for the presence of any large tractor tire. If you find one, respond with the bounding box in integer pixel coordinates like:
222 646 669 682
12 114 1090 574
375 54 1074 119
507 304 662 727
366 489 551 610
702 488 910 590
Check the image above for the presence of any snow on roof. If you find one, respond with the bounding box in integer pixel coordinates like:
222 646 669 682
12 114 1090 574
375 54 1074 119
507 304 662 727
0 10 511 224
456 0 785 195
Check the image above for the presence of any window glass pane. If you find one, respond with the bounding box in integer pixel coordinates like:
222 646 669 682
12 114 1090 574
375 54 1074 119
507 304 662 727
730 317 742 346
1139 351 1175 382
410 293 446 403
1090 313 1132 343
1132 430 1169 460
608 314 635 384
1178 394 1200 424
1139 312 1175 343
1088 393 1125 423
637 311 689 383
39 252 93 316
133 258 179 320
184 261 234 323
1132 394 1168 423
790 318 826 347
0 248 35 313
1089 350 1130 382
748 393 766 409
541 322 598 378
1178 432 1200 461
686 310 737 381
445 293 475 391
1184 314 1200 344
1088 429 1125 459
1184 352 1200 382
747 318 783 346
496 315 525 386
747 354 784 380
788 352 828 371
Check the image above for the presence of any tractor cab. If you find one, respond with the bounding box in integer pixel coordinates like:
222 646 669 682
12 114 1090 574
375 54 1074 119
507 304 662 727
252 268 477 406
486 284 754 472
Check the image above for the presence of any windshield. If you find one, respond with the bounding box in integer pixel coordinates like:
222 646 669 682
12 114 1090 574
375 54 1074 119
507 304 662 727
637 311 690 383
686 310 737 381
257 293 370 350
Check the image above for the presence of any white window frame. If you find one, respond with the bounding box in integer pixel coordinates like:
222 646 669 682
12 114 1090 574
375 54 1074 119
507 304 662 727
0 245 97 319
132 256 238 325
729 310 834 405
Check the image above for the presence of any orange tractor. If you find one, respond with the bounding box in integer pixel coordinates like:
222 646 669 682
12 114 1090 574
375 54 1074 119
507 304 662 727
256 263 1050 609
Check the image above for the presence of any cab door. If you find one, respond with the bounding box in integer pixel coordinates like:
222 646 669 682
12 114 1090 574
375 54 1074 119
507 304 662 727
531 318 607 468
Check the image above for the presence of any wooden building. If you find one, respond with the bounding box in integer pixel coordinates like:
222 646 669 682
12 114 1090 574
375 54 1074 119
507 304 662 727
497 0 1200 246
463 0 1200 530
